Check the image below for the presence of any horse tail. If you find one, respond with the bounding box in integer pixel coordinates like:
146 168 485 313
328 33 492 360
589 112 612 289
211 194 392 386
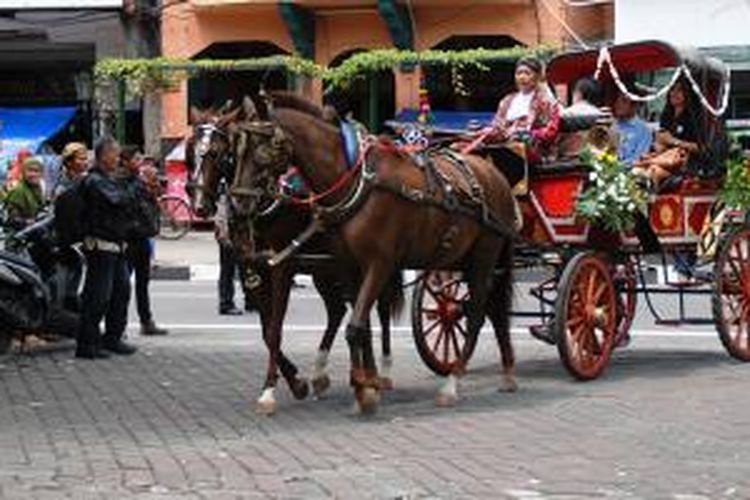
387 271 405 321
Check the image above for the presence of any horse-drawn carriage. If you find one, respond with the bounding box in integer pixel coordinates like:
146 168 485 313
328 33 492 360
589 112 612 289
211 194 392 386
191 40 744 414
409 40 745 381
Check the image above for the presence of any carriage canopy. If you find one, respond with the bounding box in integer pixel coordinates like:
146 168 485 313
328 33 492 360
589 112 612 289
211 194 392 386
546 40 730 116
547 40 728 85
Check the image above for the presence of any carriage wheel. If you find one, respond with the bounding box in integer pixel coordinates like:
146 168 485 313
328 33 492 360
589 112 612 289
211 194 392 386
158 195 192 240
614 259 637 346
412 271 478 376
554 252 618 380
712 227 750 361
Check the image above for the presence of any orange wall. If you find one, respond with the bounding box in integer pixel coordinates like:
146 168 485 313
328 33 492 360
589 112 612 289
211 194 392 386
161 3 294 138
161 0 610 140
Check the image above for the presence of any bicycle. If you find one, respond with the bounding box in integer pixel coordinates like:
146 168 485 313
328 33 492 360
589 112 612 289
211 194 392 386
156 176 194 240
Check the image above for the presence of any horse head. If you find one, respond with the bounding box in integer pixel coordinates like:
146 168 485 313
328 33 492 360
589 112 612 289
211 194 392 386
228 95 293 218
189 101 242 218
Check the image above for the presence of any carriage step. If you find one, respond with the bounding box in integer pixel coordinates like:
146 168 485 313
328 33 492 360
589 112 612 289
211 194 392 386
528 324 555 345
654 318 714 326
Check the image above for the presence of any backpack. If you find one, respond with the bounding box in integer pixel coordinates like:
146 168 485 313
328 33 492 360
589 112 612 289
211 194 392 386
53 177 88 245
124 179 159 240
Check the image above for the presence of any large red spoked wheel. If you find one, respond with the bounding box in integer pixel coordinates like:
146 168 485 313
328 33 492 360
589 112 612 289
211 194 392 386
554 252 618 380
412 271 478 376
713 227 750 361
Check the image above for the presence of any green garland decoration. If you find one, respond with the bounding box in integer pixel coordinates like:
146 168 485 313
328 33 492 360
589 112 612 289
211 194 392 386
94 45 557 96
322 46 555 90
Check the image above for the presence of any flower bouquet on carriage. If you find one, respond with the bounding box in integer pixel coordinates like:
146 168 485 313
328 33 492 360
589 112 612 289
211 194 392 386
575 148 649 251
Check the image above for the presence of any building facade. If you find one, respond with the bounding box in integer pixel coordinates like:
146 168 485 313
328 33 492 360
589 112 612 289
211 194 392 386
0 1 159 156
160 0 613 145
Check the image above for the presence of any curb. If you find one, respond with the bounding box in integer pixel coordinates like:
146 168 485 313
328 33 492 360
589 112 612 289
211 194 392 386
151 264 192 281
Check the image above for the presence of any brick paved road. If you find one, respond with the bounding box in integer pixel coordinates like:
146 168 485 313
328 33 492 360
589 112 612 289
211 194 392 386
1 285 750 499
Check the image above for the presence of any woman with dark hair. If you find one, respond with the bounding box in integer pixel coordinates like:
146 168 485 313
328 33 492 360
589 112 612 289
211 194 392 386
489 55 561 163
657 78 702 154
633 78 702 186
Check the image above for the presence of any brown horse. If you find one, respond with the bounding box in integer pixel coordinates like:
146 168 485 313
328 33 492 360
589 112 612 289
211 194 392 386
189 105 403 414
231 92 517 413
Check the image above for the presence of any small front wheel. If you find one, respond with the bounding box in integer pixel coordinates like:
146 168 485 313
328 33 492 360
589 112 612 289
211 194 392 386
554 252 618 380
158 195 192 240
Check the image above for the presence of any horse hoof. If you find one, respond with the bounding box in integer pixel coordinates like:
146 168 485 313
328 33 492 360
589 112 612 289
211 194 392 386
356 387 380 415
291 377 310 400
435 392 458 408
498 376 518 393
378 376 394 391
312 374 331 398
256 399 277 416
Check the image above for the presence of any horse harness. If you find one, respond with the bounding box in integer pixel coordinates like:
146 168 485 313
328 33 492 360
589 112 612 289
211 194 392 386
230 121 517 268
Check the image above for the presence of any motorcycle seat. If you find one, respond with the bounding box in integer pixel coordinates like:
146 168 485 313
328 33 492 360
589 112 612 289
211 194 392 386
0 249 37 271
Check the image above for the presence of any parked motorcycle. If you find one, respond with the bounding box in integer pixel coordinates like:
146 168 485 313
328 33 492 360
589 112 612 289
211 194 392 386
0 214 84 354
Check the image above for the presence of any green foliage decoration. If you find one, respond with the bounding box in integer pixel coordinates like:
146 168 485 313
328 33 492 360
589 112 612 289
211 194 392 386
719 155 750 210
94 45 557 96
575 149 649 233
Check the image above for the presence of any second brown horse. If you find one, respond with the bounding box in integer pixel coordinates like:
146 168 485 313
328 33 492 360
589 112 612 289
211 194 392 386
230 92 517 414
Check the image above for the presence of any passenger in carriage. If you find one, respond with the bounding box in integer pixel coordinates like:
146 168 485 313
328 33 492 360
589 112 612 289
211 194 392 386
488 56 561 163
612 92 653 168
565 77 604 117
632 78 702 187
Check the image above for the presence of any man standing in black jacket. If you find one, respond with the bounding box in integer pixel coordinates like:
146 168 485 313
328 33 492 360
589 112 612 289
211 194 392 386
75 136 138 359
121 146 168 336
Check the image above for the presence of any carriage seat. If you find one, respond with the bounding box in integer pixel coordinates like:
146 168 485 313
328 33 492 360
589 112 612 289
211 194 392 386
533 159 585 177
555 111 612 162
559 112 603 133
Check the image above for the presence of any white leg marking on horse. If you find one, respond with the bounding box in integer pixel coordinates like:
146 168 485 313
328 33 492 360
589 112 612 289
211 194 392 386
435 374 459 407
379 355 394 391
499 370 519 393
256 387 277 415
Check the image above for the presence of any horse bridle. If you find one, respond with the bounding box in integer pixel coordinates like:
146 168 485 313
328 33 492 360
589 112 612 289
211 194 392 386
229 120 292 218
192 118 287 221
192 122 228 185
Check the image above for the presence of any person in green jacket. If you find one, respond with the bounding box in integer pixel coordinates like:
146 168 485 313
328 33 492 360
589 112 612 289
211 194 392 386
4 157 45 231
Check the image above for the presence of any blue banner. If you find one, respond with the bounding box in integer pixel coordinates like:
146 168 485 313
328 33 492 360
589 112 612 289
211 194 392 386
0 106 77 180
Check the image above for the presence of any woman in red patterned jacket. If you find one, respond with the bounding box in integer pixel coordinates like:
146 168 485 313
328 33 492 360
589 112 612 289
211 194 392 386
490 56 561 164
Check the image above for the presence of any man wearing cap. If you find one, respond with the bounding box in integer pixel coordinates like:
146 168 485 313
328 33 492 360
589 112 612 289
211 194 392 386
53 142 89 200
4 157 46 233
75 136 138 359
